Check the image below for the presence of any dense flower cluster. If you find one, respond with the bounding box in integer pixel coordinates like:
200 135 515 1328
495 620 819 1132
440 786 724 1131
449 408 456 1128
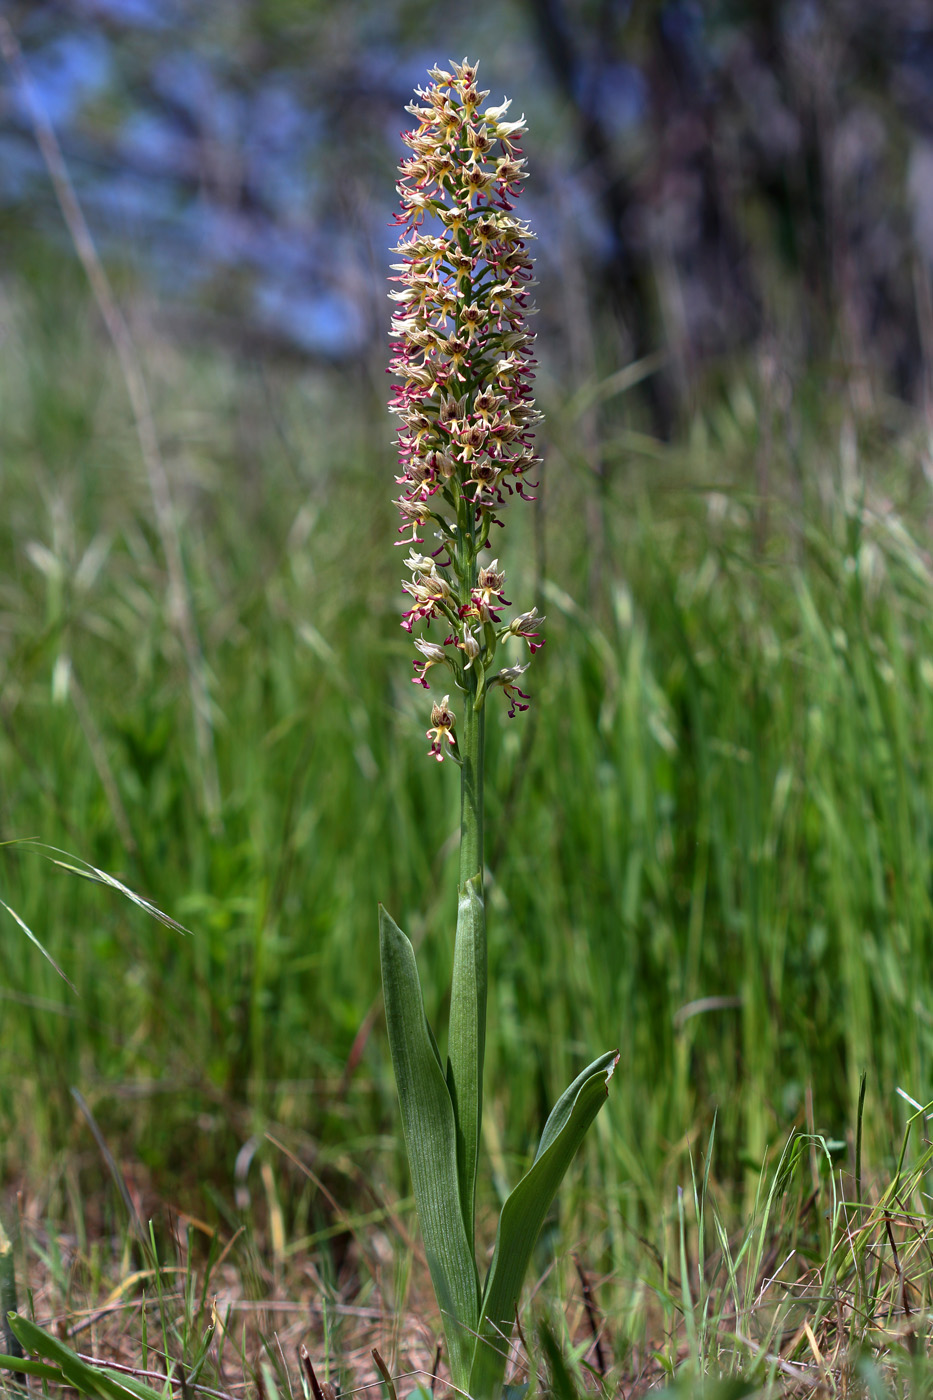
389 59 545 760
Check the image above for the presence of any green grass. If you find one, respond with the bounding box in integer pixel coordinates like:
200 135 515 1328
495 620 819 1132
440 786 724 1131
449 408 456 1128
3 273 933 1391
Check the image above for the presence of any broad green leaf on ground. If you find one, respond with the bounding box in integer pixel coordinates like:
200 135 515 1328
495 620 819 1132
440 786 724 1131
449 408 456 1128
7 1314 169 1400
379 905 479 1389
446 875 486 1246
469 1050 619 1400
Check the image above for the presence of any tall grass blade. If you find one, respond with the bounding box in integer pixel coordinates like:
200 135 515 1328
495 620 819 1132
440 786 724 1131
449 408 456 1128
0 897 76 993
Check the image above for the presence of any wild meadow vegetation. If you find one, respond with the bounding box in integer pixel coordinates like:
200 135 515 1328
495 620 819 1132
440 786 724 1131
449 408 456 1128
3 246 933 1397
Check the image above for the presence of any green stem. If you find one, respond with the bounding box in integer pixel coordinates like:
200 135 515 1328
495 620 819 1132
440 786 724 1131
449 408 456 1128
446 675 487 1263
459 687 485 890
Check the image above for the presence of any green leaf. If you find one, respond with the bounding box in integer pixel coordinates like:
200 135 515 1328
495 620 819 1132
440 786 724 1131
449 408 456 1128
0 1349 61 1380
469 1050 618 1400
8 1314 168 1400
379 906 479 1389
446 875 486 1246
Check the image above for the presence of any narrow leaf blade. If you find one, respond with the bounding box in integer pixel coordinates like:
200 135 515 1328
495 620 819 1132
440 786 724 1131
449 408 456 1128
469 1050 618 1400
0 899 77 993
0 1351 62 1381
379 906 479 1387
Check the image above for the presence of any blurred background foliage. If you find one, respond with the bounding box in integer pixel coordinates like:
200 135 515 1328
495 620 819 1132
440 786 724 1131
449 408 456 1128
2 0 933 1269
3 0 933 416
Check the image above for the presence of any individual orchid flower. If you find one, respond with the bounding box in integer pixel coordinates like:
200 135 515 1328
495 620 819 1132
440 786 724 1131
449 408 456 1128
490 663 532 716
413 637 453 689
472 561 509 622
506 607 546 653
401 570 457 633
403 551 439 575
426 694 457 762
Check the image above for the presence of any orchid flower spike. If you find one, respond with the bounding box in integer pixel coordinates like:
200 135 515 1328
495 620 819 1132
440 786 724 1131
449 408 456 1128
389 58 545 754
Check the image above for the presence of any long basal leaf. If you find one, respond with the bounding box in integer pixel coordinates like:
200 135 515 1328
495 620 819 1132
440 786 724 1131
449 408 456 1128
469 1050 619 1400
533 1050 619 1163
379 906 479 1388
446 875 486 1246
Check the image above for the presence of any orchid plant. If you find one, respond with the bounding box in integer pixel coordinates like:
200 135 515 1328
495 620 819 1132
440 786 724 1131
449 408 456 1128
380 59 617 1400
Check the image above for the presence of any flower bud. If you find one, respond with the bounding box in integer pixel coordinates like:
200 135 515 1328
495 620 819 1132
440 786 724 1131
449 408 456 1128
458 628 481 669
